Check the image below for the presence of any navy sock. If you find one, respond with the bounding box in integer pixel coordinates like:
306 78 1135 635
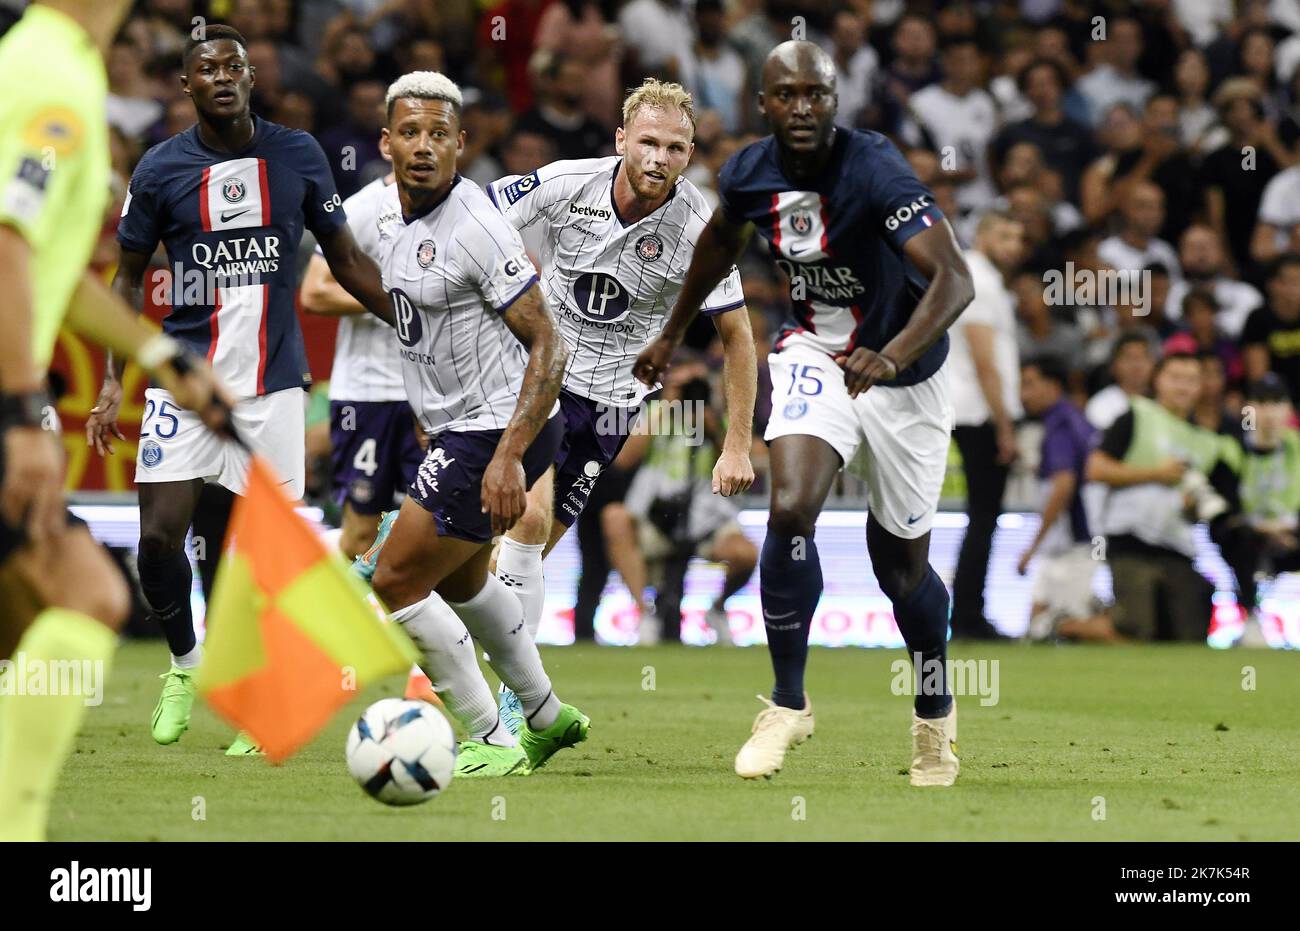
892 568 952 718
759 532 822 710
137 551 196 658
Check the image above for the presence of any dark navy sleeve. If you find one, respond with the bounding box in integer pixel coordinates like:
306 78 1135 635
863 136 946 250
715 149 746 226
116 154 161 255
295 133 348 238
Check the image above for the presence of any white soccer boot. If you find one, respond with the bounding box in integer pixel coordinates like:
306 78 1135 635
910 699 959 787
734 694 814 779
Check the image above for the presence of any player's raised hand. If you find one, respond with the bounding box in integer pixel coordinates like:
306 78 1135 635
633 336 676 387
712 448 755 497
2 425 66 545
85 376 127 457
481 450 527 535
834 348 899 399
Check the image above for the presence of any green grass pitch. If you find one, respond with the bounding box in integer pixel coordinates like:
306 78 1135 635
52 641 1299 841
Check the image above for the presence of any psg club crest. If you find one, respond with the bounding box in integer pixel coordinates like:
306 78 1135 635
783 398 809 420
417 239 436 268
140 440 164 468
635 233 663 262
222 178 246 204
791 212 813 235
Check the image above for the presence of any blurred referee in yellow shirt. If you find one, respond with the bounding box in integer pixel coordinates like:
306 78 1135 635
0 1 234 841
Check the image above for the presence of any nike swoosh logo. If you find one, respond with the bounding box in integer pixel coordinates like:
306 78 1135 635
763 609 798 620
789 247 807 256
221 208 252 222
906 514 923 525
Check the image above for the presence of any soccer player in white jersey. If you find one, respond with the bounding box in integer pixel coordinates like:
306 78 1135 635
480 80 757 668
367 72 590 778
357 79 760 713
299 171 418 560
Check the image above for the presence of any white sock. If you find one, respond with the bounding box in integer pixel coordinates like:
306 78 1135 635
447 574 559 729
495 536 546 640
391 594 515 746
171 644 202 669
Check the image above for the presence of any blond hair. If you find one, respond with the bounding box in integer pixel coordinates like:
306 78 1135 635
622 79 696 134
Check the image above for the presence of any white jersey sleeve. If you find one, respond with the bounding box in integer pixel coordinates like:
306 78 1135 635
451 206 539 312
326 177 405 402
487 159 611 232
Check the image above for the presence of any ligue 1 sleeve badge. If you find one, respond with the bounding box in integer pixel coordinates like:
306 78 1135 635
635 233 664 262
417 239 437 268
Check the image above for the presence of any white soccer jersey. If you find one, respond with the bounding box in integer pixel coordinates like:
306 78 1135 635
326 177 405 402
382 177 538 434
488 157 746 407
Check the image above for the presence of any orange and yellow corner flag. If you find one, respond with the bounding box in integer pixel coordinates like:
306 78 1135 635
197 456 418 763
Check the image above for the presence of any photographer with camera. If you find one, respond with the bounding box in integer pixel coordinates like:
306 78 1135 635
605 357 756 646
1086 351 1240 641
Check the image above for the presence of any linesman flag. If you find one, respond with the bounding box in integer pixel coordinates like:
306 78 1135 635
198 456 418 762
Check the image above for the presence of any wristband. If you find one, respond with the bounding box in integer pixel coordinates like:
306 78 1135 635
0 389 54 430
137 334 183 372
877 353 901 380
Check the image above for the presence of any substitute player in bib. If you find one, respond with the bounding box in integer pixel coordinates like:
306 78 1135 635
483 79 756 715
0 0 232 840
636 42 976 786
368 73 589 778
300 171 419 560
88 25 396 753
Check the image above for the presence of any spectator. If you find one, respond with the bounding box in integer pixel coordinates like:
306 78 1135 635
1016 356 1106 642
1014 269 1087 396
107 34 163 138
535 0 623 129
1086 331 1157 430
516 52 610 161
317 79 388 200
877 11 941 134
1202 78 1290 281
1076 15 1155 127
951 212 1025 640
1166 224 1265 338
1251 141 1300 266
1097 180 1182 284
1082 98 1199 244
1191 348 1242 439
1237 26 1285 121
823 8 879 130
683 0 747 135
500 127 557 178
457 90 511 188
1173 47 1224 154
1212 374 1300 647
1087 352 1237 641
618 0 694 83
1242 253 1300 406
901 35 999 213
992 57 1097 202
1180 290 1246 390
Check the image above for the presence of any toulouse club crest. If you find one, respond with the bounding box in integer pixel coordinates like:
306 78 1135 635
417 239 437 268
635 233 663 262
222 178 246 204
791 212 813 235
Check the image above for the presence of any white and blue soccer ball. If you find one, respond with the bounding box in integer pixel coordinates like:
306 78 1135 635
346 698 457 806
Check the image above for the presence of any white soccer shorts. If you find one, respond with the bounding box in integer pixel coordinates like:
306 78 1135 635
134 386 306 500
764 347 953 539
1030 543 1099 619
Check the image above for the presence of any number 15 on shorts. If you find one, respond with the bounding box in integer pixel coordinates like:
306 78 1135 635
787 365 824 396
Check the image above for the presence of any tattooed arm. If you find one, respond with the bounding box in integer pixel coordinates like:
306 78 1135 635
482 283 567 534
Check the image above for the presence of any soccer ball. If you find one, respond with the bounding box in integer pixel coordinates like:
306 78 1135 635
346 698 457 806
